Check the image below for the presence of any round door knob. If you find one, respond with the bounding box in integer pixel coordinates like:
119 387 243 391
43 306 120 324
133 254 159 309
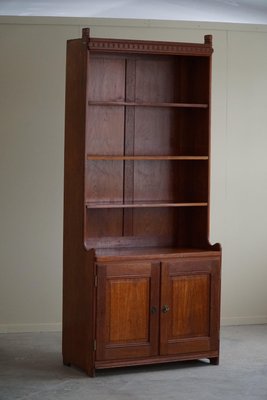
161 304 170 313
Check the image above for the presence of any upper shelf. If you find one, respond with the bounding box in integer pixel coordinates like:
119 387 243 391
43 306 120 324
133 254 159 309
87 155 209 161
88 101 208 109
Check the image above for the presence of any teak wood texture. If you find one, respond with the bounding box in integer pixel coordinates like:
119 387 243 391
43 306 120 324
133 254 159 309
63 28 221 376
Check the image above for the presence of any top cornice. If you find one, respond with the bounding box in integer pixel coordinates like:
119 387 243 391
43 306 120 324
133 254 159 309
84 33 213 57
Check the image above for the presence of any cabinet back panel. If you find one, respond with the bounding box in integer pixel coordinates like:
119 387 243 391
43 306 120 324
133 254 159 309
86 209 123 238
86 207 208 246
87 56 125 102
133 160 208 203
133 161 174 202
135 58 176 102
134 108 178 156
134 108 209 156
86 208 176 240
135 56 209 104
175 207 208 248
85 160 124 203
86 106 125 155
177 109 209 156
132 208 177 237
177 57 210 104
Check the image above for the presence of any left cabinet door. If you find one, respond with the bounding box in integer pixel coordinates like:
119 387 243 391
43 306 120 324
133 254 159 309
96 261 160 361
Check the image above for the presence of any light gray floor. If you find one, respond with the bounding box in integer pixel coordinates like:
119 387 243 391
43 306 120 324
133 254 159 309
0 325 267 400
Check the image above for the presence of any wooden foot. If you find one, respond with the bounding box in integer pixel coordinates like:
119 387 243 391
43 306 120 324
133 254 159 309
86 366 96 377
210 357 219 365
63 360 71 367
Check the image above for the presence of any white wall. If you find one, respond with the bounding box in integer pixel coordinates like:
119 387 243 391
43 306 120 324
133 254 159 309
0 17 267 332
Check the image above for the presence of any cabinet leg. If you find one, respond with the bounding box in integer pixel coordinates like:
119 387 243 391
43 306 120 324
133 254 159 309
63 359 71 367
86 366 96 377
210 356 219 365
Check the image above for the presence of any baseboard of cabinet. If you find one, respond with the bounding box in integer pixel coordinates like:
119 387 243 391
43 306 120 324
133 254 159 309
95 351 219 370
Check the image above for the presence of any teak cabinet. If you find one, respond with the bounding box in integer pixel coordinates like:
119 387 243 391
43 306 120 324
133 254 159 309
63 28 221 377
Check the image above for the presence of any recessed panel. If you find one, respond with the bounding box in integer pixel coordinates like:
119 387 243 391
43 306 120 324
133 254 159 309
171 274 210 338
108 278 149 343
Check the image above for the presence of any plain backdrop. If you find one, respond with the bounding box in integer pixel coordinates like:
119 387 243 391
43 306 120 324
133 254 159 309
0 17 267 332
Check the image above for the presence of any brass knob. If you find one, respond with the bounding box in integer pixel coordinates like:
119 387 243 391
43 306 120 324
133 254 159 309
150 306 157 314
161 304 170 313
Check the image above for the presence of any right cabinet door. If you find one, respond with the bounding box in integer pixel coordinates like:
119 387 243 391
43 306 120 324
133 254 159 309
160 257 220 356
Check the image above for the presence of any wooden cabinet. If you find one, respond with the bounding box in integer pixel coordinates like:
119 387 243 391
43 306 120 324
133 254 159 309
63 28 221 376
94 254 220 370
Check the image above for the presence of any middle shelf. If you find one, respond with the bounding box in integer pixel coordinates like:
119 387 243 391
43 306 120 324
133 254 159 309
87 155 209 161
85 201 208 209
88 101 209 108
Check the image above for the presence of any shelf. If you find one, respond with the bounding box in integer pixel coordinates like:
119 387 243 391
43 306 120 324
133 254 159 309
85 202 208 209
88 101 208 109
87 155 209 161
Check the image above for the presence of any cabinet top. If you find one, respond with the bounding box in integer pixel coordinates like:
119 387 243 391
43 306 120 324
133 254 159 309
81 28 213 57
94 247 221 262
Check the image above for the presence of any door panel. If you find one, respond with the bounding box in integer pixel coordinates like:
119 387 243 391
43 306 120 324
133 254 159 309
160 257 220 356
109 278 149 343
171 274 210 338
96 261 160 361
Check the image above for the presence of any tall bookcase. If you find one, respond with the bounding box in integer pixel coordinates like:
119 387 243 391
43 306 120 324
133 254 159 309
63 28 221 377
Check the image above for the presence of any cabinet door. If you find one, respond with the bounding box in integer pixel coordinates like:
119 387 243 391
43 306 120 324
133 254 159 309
96 261 160 361
160 258 220 356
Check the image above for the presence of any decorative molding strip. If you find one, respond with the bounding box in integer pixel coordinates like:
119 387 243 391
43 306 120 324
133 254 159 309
0 323 62 333
89 38 213 56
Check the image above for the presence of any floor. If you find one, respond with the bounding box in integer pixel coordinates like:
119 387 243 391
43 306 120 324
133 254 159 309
0 325 267 400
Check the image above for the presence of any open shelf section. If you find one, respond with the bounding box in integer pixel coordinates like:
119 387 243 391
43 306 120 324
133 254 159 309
85 201 208 209
88 101 208 108
87 155 209 161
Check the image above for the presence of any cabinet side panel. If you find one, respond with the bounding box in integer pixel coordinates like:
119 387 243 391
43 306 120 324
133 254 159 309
63 38 95 376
